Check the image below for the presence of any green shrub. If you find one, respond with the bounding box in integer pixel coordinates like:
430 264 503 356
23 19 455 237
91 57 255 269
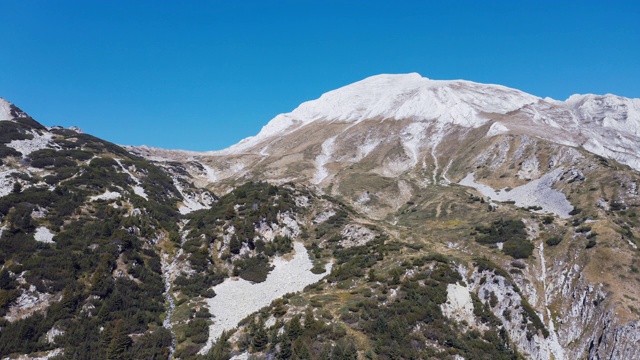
0 144 21 158
233 255 273 283
542 215 554 224
475 219 526 244
502 239 534 259
569 208 582 216
0 121 34 143
545 236 563 246
576 225 592 233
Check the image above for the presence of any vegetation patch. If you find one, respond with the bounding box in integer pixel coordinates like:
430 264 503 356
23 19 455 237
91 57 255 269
233 255 274 283
475 219 533 258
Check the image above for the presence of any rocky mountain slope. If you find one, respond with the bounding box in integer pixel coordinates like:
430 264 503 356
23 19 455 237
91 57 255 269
2 74 640 360
132 74 639 360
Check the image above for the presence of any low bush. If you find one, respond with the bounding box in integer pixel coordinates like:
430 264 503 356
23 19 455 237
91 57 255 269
545 236 563 246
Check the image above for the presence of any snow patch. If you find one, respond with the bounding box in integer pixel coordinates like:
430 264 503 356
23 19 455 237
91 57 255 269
487 122 510 137
199 242 332 354
0 170 17 198
34 226 55 243
132 185 148 200
3 348 64 360
114 159 149 200
313 210 335 224
459 168 573 218
6 132 55 156
313 136 337 184
89 191 121 201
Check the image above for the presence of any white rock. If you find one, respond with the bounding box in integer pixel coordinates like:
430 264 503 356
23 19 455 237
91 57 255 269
441 283 477 327
34 226 55 243
89 191 121 201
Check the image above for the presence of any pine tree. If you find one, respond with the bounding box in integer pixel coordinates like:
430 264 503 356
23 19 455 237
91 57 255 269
287 315 302 340
277 334 292 359
293 340 312 360
207 330 232 360
224 203 235 220
368 268 376 282
229 236 242 255
303 310 315 330
106 321 132 360
333 337 357 360
252 327 268 351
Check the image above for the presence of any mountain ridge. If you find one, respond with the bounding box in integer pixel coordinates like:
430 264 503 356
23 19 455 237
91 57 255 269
0 97 31 122
205 74 640 173
1 75 640 360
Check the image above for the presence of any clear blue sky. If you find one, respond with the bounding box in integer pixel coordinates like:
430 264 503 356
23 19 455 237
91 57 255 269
1 1 639 151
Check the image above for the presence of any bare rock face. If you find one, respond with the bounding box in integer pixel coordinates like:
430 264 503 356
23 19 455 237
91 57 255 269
0 97 29 120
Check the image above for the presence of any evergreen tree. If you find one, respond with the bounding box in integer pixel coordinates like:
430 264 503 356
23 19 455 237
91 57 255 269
252 326 268 352
368 268 376 282
333 337 357 360
224 203 235 220
303 310 315 330
106 320 132 360
277 334 292 359
293 340 312 360
207 330 232 360
229 236 242 255
287 315 302 340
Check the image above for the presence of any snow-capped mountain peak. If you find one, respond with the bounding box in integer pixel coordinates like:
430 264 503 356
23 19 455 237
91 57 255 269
221 73 541 154
288 73 539 125
214 73 640 172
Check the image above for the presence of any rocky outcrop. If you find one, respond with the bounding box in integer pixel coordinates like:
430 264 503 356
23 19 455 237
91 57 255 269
464 256 640 360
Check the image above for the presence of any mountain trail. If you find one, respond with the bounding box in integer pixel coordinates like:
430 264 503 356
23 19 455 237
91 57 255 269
436 202 443 218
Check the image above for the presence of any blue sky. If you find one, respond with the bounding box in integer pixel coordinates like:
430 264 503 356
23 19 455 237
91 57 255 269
1 1 639 151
